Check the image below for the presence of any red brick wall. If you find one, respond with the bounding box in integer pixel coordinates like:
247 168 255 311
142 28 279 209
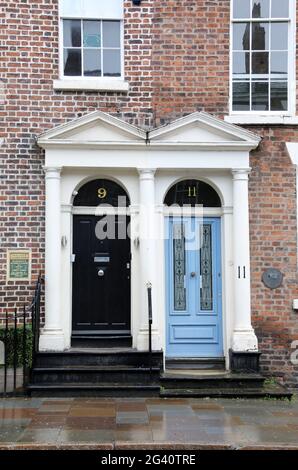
249 131 298 389
151 0 230 126
1 1 298 387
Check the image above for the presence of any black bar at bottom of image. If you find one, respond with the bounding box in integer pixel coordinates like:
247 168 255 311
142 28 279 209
0 450 297 466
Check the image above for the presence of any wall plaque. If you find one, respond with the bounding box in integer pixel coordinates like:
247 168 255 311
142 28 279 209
262 268 283 290
7 250 31 281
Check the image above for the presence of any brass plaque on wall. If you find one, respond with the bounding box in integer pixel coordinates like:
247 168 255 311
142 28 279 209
7 250 31 281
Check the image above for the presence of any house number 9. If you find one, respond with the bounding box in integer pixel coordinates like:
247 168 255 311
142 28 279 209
98 188 107 199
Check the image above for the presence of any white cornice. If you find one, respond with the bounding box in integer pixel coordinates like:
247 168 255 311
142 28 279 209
38 140 258 151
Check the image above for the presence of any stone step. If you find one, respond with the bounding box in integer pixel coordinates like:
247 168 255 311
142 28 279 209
160 384 293 399
165 357 226 370
30 366 160 384
160 372 265 389
71 335 132 348
27 383 160 397
34 350 163 368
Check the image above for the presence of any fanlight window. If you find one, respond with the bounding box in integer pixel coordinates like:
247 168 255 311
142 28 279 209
73 179 130 207
164 180 221 207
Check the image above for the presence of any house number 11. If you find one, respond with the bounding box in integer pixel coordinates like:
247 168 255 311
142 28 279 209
188 186 197 197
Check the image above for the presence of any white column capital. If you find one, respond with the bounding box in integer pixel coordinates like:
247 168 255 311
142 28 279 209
138 168 156 180
232 168 251 180
43 166 62 179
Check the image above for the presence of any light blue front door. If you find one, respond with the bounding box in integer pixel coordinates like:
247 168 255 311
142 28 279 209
166 217 223 358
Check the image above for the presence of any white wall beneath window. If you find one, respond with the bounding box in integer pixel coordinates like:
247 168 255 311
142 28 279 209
59 0 123 19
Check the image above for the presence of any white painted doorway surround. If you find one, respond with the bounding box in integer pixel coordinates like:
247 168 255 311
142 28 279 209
37 111 261 367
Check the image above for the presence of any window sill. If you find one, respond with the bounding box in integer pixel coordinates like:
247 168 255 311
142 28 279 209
53 79 129 92
225 115 298 125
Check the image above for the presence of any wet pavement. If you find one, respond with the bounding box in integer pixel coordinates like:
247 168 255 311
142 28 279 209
0 396 298 449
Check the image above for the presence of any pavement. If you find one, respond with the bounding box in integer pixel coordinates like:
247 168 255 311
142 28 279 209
0 368 24 394
0 396 298 450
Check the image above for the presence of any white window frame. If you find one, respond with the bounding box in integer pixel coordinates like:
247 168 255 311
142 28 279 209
229 0 296 120
59 18 124 81
54 1 128 92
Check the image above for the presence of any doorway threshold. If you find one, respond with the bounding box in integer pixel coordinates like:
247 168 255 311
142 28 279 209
165 357 226 371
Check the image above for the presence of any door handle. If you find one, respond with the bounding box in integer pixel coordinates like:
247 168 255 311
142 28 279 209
190 272 196 278
98 269 105 277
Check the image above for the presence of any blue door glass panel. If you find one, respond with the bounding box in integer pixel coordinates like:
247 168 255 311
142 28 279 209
173 223 186 311
166 217 223 358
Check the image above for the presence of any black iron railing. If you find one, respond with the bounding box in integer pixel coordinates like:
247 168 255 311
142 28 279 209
1 274 42 397
147 282 153 377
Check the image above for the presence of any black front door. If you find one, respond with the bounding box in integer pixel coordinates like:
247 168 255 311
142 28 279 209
72 215 131 334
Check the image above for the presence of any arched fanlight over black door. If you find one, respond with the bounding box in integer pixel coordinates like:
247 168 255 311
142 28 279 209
164 179 221 207
73 179 130 207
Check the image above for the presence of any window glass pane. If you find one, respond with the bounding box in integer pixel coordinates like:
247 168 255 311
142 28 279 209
83 20 101 47
252 81 269 110
164 180 221 207
271 51 288 74
64 49 81 76
233 0 250 18
173 224 186 311
233 52 250 74
252 22 269 50
83 50 101 76
271 82 288 111
103 49 121 76
252 0 269 18
200 224 213 311
252 51 268 73
232 1 290 113
233 23 250 50
233 81 250 110
63 20 81 47
271 23 288 50
271 0 289 18
103 21 120 48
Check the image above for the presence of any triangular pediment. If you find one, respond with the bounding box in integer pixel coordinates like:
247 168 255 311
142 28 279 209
37 110 260 150
37 110 146 147
148 112 260 145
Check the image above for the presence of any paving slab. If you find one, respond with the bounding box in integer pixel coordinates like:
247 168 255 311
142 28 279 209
0 396 297 449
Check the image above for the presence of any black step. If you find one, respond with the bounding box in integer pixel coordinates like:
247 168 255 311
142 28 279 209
27 383 160 397
165 357 225 370
71 335 132 348
160 384 293 400
160 372 265 389
30 366 160 384
34 350 163 368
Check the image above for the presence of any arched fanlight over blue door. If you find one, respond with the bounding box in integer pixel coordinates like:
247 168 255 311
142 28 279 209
73 179 130 207
164 179 221 207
